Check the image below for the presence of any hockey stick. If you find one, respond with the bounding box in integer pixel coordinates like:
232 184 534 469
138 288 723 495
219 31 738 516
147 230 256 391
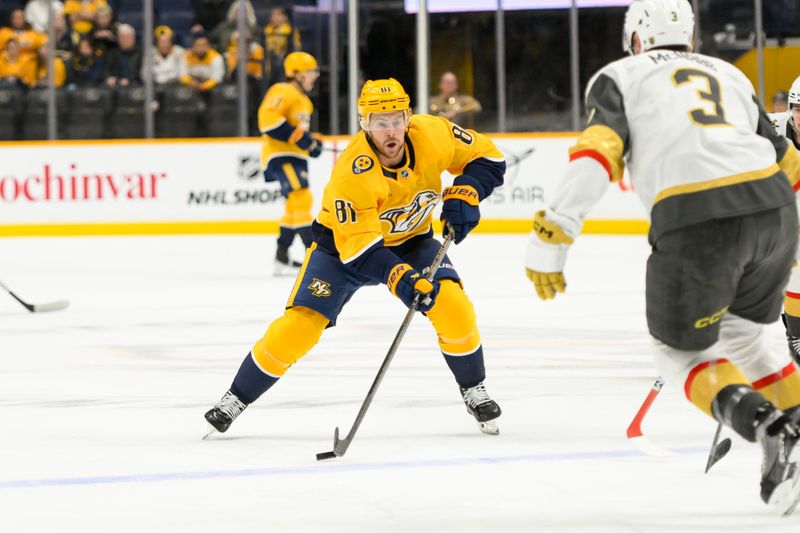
316 230 455 461
704 423 732 473
0 280 69 313
626 376 676 457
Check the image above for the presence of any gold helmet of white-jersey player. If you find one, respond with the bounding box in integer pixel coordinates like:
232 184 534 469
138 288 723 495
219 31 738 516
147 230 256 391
284 51 318 78
358 78 411 131
623 0 694 55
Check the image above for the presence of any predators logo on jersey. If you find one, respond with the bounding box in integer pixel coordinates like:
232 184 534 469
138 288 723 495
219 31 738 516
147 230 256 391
353 156 374 174
379 190 439 234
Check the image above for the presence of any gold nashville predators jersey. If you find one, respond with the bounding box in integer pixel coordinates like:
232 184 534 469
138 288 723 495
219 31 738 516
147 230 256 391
317 114 503 263
258 82 313 168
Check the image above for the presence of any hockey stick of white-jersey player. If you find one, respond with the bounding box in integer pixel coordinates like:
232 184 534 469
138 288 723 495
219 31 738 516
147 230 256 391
627 376 733 468
316 230 455 461
626 376 676 457
0 280 69 313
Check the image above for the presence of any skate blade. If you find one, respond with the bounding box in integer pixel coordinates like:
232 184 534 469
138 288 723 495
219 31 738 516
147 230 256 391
767 473 800 516
202 425 217 440
479 420 499 436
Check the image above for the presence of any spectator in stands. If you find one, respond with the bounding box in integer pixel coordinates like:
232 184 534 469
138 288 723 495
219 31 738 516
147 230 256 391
264 7 300 86
91 4 117 54
64 0 107 35
34 44 66 87
210 0 256 53
773 90 789 113
24 0 64 33
191 0 229 35
179 32 223 92
225 29 262 81
67 36 104 86
0 9 48 60
429 71 482 128
0 37 37 87
104 23 140 87
52 11 75 52
148 25 184 86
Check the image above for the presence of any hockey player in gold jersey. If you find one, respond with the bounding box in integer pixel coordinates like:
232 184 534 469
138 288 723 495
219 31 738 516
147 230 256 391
257 51 323 275
205 78 506 437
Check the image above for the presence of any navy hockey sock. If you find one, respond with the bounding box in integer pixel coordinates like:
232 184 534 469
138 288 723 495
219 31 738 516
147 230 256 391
277 226 296 250
229 351 279 405
443 346 486 389
297 225 314 248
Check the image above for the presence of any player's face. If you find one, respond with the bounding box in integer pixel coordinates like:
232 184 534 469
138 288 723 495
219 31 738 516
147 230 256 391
297 70 319 92
366 111 407 160
792 105 800 133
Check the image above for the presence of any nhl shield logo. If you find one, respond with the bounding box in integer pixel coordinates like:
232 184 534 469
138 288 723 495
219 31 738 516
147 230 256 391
352 155 374 174
308 278 332 297
400 169 409 179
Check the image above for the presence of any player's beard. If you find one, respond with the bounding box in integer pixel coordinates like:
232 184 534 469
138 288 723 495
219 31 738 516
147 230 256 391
375 136 404 162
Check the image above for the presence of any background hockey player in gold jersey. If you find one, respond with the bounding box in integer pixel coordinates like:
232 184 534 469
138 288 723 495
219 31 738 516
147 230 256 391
205 78 506 438
257 51 323 275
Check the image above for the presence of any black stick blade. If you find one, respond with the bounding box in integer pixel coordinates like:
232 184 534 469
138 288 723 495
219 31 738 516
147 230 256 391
705 438 732 473
316 451 337 461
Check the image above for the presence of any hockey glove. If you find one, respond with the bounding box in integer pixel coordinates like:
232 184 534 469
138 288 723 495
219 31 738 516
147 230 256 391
440 176 482 244
308 135 323 158
387 263 441 312
525 210 574 301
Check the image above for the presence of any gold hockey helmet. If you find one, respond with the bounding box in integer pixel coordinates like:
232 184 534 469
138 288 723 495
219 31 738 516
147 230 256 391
357 78 411 130
284 51 318 78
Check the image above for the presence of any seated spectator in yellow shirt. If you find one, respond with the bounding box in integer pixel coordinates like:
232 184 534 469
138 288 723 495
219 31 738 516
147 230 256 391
0 38 38 87
225 30 263 81
34 45 67 88
429 71 482 128
263 7 300 85
179 33 224 92
0 9 48 61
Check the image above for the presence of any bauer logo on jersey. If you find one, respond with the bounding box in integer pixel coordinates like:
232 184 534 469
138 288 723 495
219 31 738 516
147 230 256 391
379 190 439 234
352 155 374 174
307 278 332 297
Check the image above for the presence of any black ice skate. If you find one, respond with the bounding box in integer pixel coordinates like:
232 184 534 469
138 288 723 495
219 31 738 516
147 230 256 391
274 246 303 277
203 390 247 439
757 411 800 516
460 382 502 436
781 314 800 366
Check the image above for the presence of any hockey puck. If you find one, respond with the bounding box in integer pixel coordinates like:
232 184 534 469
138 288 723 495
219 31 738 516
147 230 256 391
316 451 337 461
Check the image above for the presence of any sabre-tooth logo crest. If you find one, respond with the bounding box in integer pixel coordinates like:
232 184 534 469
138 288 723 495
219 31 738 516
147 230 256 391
308 278 332 297
379 190 439 234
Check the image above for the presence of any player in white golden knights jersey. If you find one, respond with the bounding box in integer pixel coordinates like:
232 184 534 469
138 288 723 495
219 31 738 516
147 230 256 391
769 76 800 365
525 0 800 515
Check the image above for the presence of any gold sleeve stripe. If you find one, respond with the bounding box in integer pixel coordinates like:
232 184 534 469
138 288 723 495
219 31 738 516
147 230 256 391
289 126 305 144
684 359 748 417
653 164 780 205
779 146 800 191
568 125 625 182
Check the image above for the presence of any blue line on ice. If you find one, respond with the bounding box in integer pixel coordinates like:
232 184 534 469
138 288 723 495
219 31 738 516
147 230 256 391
0 447 707 489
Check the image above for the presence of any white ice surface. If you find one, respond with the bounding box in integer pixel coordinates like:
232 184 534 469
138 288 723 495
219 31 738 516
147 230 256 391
0 234 797 532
